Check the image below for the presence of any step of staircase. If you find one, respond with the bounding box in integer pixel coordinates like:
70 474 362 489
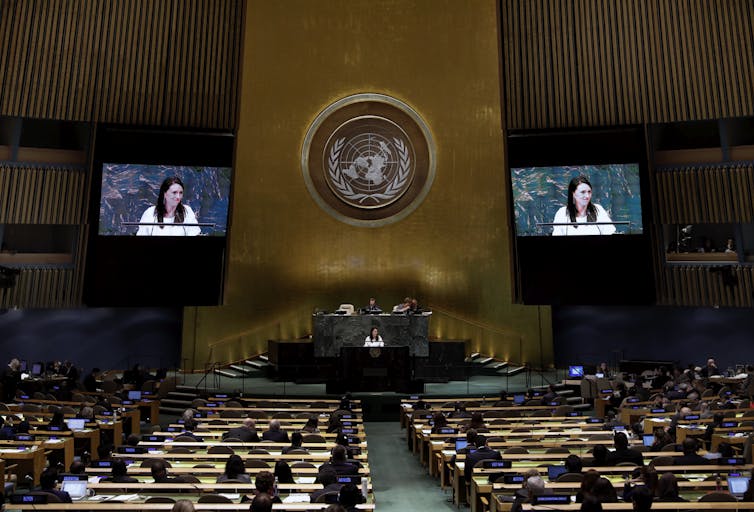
229 364 257 375
161 398 194 408
169 391 201 399
498 365 525 377
215 368 243 378
160 406 190 416
176 385 201 394
477 360 510 376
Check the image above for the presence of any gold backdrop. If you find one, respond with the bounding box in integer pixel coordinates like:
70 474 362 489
182 0 552 370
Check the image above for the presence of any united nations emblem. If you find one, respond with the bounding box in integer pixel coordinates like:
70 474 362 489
302 94 435 227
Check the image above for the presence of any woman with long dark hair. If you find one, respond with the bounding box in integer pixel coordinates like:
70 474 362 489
137 176 201 236
552 175 615 236
216 454 250 483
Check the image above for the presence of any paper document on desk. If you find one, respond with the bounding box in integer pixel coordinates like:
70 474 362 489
296 477 316 484
283 493 311 503
108 494 140 501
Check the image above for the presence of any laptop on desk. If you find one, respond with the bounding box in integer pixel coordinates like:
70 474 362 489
61 479 89 501
65 418 87 431
728 476 748 499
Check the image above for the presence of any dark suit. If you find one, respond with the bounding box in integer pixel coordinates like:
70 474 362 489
672 453 709 465
101 475 139 483
323 460 359 476
41 489 72 503
464 446 502 482
309 483 342 503
176 430 203 442
606 448 644 466
262 430 289 443
223 426 260 442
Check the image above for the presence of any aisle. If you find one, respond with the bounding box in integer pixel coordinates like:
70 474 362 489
364 421 457 512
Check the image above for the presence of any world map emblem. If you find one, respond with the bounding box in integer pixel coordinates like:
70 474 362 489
302 94 435 227
326 119 414 209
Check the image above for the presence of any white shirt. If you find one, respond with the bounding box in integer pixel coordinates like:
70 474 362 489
364 336 384 347
551 204 616 236
136 205 201 236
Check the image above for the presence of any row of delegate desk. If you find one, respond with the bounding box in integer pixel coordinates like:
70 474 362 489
401 397 754 512
5 398 376 511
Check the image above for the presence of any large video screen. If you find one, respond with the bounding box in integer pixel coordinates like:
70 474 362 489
99 164 231 236
506 126 654 305
84 126 234 307
511 163 643 236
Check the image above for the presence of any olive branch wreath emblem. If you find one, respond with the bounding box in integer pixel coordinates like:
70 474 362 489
327 137 411 205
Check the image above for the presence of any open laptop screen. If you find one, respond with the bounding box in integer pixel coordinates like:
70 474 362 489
728 476 748 498
61 479 88 500
65 418 87 431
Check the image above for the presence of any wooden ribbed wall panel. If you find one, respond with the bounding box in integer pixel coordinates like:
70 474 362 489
0 0 243 129
0 268 78 308
659 265 754 307
0 165 87 224
655 164 754 224
501 0 754 129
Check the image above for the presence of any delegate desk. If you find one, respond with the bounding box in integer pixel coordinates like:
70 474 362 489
312 312 431 357
477 463 752 512
0 445 46 486
7 504 376 511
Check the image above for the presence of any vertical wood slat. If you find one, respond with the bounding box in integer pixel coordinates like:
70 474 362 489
501 0 754 130
655 164 754 224
0 268 76 308
0 0 243 129
0 164 86 224
657 265 754 307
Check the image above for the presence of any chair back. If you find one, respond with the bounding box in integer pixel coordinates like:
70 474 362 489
198 494 233 503
698 492 738 502
337 304 355 315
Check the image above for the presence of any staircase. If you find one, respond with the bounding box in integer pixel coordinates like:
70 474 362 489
215 355 270 379
466 353 526 377
157 355 270 418
160 386 204 416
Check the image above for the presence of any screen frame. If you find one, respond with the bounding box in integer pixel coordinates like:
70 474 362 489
505 125 655 306
84 125 235 307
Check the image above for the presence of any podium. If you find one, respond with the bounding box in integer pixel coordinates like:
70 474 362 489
338 346 414 392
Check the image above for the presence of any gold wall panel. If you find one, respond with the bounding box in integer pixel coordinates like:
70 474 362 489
501 0 754 129
183 0 552 370
0 0 243 128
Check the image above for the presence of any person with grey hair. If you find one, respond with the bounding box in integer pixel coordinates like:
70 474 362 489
2 358 21 402
170 500 195 512
224 417 260 442
526 476 546 496
510 475 548 512
262 419 289 443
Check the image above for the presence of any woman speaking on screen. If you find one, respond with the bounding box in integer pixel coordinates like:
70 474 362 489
137 176 201 236
552 175 616 236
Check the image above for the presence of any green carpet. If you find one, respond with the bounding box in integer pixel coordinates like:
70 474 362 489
365 421 459 512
